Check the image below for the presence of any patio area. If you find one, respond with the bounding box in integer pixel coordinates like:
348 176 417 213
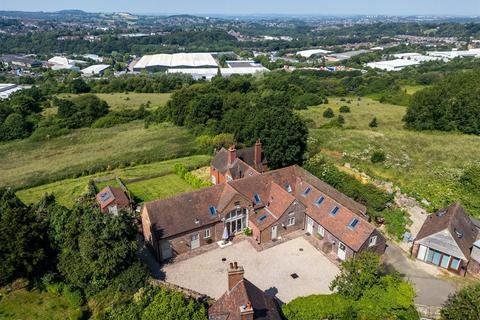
161 236 340 303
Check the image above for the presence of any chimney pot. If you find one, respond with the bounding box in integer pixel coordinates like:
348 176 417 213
234 261 238 269
229 262 234 269
228 145 237 165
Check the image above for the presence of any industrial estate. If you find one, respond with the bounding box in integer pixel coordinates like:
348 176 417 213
1 5 480 320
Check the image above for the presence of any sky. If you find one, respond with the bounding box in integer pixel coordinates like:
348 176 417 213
1 0 479 16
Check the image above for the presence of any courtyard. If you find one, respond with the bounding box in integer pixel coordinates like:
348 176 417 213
162 236 340 303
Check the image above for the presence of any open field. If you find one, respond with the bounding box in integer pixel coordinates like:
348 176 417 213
57 92 171 111
299 97 480 216
128 174 196 203
0 121 197 189
400 84 430 95
16 155 211 207
0 288 81 320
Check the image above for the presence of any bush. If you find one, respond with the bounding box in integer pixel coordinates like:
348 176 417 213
323 107 335 118
173 164 211 188
383 208 411 240
62 286 85 308
339 105 351 113
29 124 70 141
282 294 351 320
337 115 345 125
370 150 386 163
369 117 378 128
244 228 252 236
441 282 480 320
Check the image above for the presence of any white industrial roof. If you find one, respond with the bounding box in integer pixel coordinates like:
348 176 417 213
81 64 111 75
296 49 332 58
134 53 218 69
48 56 70 66
220 67 269 76
366 59 419 71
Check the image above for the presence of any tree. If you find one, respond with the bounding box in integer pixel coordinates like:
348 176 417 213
323 107 335 118
330 251 382 300
69 78 90 94
0 113 30 141
441 282 480 320
55 204 137 294
248 107 308 169
369 117 378 128
0 189 51 285
339 105 351 113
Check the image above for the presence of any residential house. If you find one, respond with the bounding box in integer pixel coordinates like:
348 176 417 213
412 202 480 276
208 262 282 320
210 140 267 185
96 186 130 214
142 156 386 262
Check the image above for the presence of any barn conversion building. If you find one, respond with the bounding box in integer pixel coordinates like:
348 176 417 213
142 143 386 262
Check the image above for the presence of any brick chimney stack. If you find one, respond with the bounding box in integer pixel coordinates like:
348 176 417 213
228 261 244 291
240 301 254 320
254 139 262 166
228 145 237 165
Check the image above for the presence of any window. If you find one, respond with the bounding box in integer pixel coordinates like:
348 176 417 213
253 193 261 204
302 187 312 196
314 196 325 206
348 218 359 229
226 175 233 181
209 206 217 217
450 257 461 270
285 183 292 193
211 175 216 184
257 215 267 223
287 217 295 226
318 225 325 237
369 235 377 247
204 229 211 239
234 201 240 207
330 206 339 216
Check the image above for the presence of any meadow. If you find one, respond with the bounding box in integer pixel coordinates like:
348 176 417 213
0 288 81 320
0 121 197 189
57 92 171 111
16 155 211 207
298 97 480 216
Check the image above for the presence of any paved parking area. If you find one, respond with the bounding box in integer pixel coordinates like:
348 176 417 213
162 236 340 303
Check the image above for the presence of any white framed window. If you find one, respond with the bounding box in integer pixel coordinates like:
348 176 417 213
226 175 233 181
204 228 211 239
369 235 377 247
318 225 325 237
287 217 295 226
211 175 216 184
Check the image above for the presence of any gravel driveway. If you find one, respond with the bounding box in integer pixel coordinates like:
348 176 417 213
162 236 340 303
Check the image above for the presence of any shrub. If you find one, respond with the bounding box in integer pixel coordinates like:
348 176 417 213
369 117 378 128
62 286 84 308
339 105 351 113
383 208 411 240
441 282 480 320
370 150 386 163
323 107 335 118
244 228 252 236
337 115 345 125
173 164 211 188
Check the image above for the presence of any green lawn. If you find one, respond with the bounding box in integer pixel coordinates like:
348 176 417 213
299 97 480 216
16 155 211 207
127 174 196 203
0 121 197 189
57 92 171 111
400 85 430 95
0 288 81 320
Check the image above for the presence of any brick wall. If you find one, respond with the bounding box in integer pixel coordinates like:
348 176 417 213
467 259 480 276
258 201 305 244
169 222 222 256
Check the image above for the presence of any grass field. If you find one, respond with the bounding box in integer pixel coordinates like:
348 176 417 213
57 92 171 111
0 288 81 320
299 97 480 216
128 174 196 203
16 155 211 207
400 84 430 95
0 121 197 189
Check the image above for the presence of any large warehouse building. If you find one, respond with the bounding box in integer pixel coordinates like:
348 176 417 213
132 53 218 71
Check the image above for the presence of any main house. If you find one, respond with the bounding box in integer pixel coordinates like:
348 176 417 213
142 143 386 262
412 202 480 276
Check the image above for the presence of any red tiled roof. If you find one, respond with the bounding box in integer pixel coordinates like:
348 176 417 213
144 165 376 250
209 278 281 320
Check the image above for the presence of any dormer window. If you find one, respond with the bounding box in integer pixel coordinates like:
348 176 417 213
330 206 339 216
314 196 325 206
209 206 217 217
285 183 292 193
253 193 261 204
302 187 311 196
